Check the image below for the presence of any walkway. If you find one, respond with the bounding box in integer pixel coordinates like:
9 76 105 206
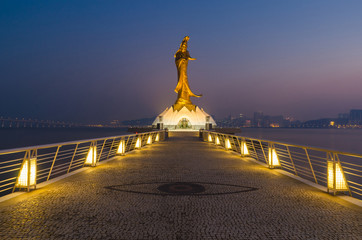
0 132 361 239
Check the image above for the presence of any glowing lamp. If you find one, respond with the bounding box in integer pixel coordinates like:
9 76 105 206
135 137 141 148
241 141 249 156
155 134 159 142
208 134 212 142
85 146 97 166
215 136 220 145
117 140 125 155
147 135 152 144
16 157 37 189
225 138 232 149
268 146 280 168
327 161 348 194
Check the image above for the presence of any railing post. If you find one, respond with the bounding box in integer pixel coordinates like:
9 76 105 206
125 136 131 152
97 139 107 162
259 140 268 164
304 148 317 184
251 140 259 161
47 146 60 181
67 143 79 173
286 146 298 176
106 138 115 160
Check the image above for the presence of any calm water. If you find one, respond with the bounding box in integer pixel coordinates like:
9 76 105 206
237 128 362 155
0 128 129 150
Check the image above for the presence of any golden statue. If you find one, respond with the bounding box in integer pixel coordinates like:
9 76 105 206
173 36 202 111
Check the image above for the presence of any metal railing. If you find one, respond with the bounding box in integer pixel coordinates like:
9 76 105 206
0 130 166 197
200 130 362 200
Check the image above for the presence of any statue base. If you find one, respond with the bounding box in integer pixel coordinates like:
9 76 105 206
152 106 216 131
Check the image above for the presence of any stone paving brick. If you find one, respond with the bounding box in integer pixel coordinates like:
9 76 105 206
0 132 361 239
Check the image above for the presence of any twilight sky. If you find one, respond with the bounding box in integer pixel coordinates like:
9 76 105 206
1 0 362 123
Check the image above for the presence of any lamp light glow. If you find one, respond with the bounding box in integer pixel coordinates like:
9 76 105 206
155 134 159 142
135 137 141 148
327 161 348 192
85 146 97 166
16 157 36 188
241 141 249 156
215 136 220 145
225 138 231 149
208 134 212 142
268 146 280 168
117 140 125 155
147 135 152 144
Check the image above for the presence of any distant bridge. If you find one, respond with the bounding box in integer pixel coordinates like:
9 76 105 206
0 117 78 128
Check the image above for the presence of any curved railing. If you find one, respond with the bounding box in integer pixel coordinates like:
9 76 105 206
200 130 362 200
0 130 166 197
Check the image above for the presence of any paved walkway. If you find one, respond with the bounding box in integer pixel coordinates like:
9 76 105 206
0 132 361 239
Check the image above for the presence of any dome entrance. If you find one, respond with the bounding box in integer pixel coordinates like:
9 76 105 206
177 118 192 129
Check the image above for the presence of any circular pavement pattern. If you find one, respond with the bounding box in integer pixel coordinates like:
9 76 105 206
105 182 258 196
157 182 206 195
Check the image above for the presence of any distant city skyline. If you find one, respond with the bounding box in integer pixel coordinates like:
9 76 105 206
2 108 361 129
1 1 362 123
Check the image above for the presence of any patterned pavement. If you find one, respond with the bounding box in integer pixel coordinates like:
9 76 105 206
0 132 361 239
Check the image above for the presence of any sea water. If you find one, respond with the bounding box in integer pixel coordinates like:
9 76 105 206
0 128 129 150
236 128 362 155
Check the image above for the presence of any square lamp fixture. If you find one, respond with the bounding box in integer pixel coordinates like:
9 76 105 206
208 134 213 142
327 161 349 195
268 145 280 168
117 140 125 155
215 136 220 145
135 137 141 148
225 138 232 150
16 157 37 190
241 141 249 156
85 145 97 167
147 135 152 145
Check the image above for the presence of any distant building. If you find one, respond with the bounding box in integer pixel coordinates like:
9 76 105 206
266 115 284 128
302 118 335 128
253 111 264 127
338 113 349 119
349 109 362 125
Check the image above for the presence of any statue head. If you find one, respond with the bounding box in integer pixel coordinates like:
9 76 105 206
179 36 189 52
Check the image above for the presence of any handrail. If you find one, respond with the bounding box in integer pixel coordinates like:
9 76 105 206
0 130 166 197
0 133 141 155
209 131 362 158
201 130 362 200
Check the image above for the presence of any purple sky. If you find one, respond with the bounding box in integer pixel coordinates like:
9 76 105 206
1 1 361 123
